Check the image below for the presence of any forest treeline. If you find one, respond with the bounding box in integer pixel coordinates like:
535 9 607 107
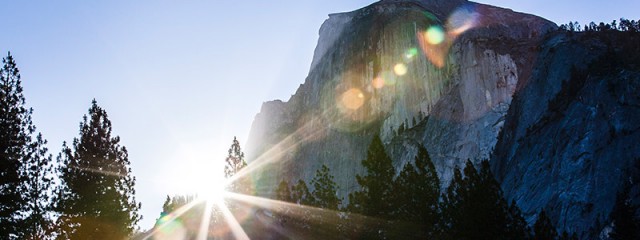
558 18 640 32
267 136 579 240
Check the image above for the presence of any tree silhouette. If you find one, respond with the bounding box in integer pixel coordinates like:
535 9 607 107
0 52 57 239
55 100 141 239
292 180 314 206
275 179 293 203
441 160 529 240
609 182 640 240
392 145 440 237
310 165 342 210
21 133 55 239
224 136 249 194
348 134 395 218
533 210 557 240
506 200 532 239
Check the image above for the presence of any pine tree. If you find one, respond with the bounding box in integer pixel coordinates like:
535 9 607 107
533 210 557 240
441 166 464 234
275 179 293 203
55 100 141 239
397 123 406 135
310 165 342 210
441 160 527 240
559 231 578 240
154 195 204 239
348 134 395 218
609 182 640 240
21 133 55 239
292 180 314 206
0 52 32 238
224 136 249 194
506 200 532 239
392 145 440 236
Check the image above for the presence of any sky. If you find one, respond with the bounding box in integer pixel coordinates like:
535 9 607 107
2 0 638 231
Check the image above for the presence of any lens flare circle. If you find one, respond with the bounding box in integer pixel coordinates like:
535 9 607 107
340 88 365 110
405 48 419 59
393 63 408 76
154 215 187 240
425 26 445 45
372 77 385 89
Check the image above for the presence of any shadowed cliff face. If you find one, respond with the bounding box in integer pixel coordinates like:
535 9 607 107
244 1 640 236
491 31 640 237
246 0 554 200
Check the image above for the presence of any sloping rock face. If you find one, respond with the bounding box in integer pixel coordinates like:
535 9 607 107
246 0 554 200
491 32 640 237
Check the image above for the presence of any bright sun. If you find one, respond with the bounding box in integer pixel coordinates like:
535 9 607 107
166 145 229 203
193 172 228 203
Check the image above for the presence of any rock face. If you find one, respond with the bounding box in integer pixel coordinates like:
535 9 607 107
245 0 639 237
246 0 554 195
491 32 640 237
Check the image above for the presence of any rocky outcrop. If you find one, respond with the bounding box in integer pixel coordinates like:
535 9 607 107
243 1 640 235
491 32 640 237
246 0 554 201
241 0 640 237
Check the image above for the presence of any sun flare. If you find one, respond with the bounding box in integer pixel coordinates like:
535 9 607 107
165 145 229 203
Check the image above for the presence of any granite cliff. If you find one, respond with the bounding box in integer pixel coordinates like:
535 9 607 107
245 0 639 237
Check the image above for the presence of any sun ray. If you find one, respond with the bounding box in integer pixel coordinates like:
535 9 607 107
70 166 125 177
224 191 397 239
216 198 250 240
142 198 205 240
225 110 333 186
196 199 215 240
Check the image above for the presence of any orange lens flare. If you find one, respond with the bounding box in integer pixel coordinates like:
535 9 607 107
417 5 478 68
372 77 385 89
340 88 365 110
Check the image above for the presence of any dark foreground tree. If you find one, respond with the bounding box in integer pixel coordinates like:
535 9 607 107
21 133 55 239
441 160 530 240
310 165 342 210
0 52 32 238
533 210 557 240
609 182 640 240
55 100 141 239
392 145 440 237
348 134 395 218
346 134 396 239
559 231 578 240
275 179 293 203
506 200 531 239
292 180 314 206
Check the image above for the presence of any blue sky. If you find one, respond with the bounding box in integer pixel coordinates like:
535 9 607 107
2 0 638 231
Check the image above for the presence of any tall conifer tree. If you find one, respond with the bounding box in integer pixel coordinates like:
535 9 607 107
0 52 31 238
55 100 141 239
441 160 530 240
310 165 341 210
224 137 249 194
533 210 557 240
275 179 293 203
21 133 55 239
609 182 640 240
393 146 440 224
348 134 395 218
